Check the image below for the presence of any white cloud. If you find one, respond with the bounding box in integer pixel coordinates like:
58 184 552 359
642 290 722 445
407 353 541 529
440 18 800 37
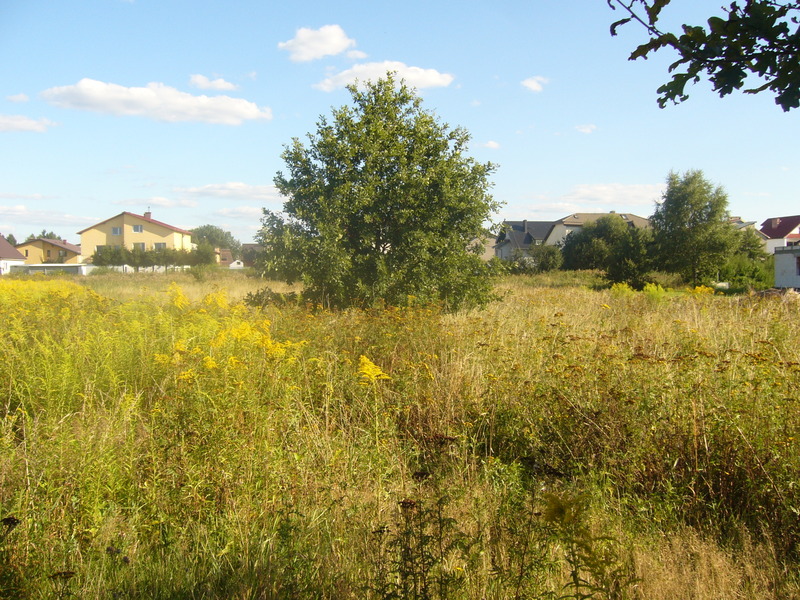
0 204 95 227
346 50 368 60
190 74 239 91
7 93 28 103
113 196 198 208
314 61 454 91
483 140 500 149
215 206 265 219
278 25 356 62
178 182 281 202
560 183 663 208
41 78 272 125
0 114 55 132
521 76 549 93
575 124 597 134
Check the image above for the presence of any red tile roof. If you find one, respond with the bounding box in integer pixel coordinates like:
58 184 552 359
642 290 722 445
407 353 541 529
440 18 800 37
0 235 25 260
759 215 800 240
77 212 192 236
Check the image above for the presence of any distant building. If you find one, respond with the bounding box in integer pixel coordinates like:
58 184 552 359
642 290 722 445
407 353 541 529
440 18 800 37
759 215 800 253
77 211 194 262
0 235 25 275
494 212 650 258
16 238 82 265
774 246 800 289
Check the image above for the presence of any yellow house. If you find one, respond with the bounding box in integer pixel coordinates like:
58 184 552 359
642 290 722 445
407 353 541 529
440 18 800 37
16 238 82 265
77 211 194 261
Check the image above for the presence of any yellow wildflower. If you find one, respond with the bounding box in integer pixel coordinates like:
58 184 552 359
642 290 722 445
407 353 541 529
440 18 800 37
358 355 391 385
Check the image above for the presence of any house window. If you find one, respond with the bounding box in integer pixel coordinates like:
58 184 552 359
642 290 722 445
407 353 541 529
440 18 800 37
133 243 145 251
796 257 800 276
111 227 122 235
24 249 28 257
154 243 166 250
95 245 107 252
133 225 143 233
46 250 51 258
58 250 67 257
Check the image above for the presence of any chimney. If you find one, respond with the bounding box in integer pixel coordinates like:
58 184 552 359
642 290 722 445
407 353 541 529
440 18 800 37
144 211 152 220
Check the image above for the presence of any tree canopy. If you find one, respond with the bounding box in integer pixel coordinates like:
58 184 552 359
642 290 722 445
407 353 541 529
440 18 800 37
608 0 800 110
191 225 241 259
256 73 499 310
560 214 652 288
25 230 63 242
650 170 739 285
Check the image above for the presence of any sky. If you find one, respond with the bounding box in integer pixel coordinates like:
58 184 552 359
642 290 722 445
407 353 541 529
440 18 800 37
1 0 798 246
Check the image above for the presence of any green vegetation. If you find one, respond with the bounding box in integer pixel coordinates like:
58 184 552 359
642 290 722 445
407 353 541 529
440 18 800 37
91 245 217 272
510 170 771 291
651 170 740 286
256 74 499 310
0 272 798 598
608 0 800 111
191 225 242 260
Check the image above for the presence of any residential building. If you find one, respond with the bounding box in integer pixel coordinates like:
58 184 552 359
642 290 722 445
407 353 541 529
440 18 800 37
494 220 554 260
542 212 649 246
0 235 25 275
494 212 650 258
759 215 800 253
77 211 193 261
16 238 82 265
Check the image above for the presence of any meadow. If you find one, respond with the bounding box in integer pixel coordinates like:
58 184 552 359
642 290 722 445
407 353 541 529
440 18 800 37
0 271 799 599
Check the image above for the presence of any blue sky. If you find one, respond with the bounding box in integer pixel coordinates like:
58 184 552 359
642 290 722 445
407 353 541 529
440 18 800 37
1 0 798 245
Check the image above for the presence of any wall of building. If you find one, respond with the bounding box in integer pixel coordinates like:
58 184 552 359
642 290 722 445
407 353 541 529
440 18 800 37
774 247 800 288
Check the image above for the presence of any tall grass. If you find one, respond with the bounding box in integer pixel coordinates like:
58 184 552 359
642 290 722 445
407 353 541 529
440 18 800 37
0 273 798 598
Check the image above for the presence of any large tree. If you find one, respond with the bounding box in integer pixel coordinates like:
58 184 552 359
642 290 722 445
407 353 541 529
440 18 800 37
256 73 499 309
191 225 241 259
561 214 653 288
650 170 738 285
561 214 635 271
608 0 800 111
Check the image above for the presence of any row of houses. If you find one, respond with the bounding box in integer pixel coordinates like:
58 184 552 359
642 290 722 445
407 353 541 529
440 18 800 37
2 209 800 286
493 211 800 288
0 210 241 274
494 212 800 255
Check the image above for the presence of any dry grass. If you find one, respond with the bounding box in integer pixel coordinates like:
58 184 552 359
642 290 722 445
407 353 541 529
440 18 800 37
0 272 798 598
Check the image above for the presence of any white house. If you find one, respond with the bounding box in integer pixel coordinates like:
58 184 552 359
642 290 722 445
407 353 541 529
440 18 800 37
0 235 25 275
759 215 800 253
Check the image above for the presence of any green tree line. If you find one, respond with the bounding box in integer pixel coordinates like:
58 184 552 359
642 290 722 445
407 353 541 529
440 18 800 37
506 169 772 290
91 244 217 272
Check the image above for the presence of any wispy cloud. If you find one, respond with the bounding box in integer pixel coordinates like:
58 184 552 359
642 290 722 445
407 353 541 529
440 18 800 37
190 74 239 91
0 204 96 226
575 124 597 134
559 183 662 207
279 25 357 62
41 78 272 125
314 61 454 91
0 115 55 132
482 140 500 149
113 196 198 208
215 206 265 219
521 76 549 93
6 93 29 103
177 182 281 202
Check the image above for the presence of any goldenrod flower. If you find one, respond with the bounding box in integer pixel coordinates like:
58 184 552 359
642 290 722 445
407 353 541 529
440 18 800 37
358 355 391 384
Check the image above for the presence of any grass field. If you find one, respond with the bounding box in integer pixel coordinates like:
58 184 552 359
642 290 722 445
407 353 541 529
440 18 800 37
1 271 798 599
